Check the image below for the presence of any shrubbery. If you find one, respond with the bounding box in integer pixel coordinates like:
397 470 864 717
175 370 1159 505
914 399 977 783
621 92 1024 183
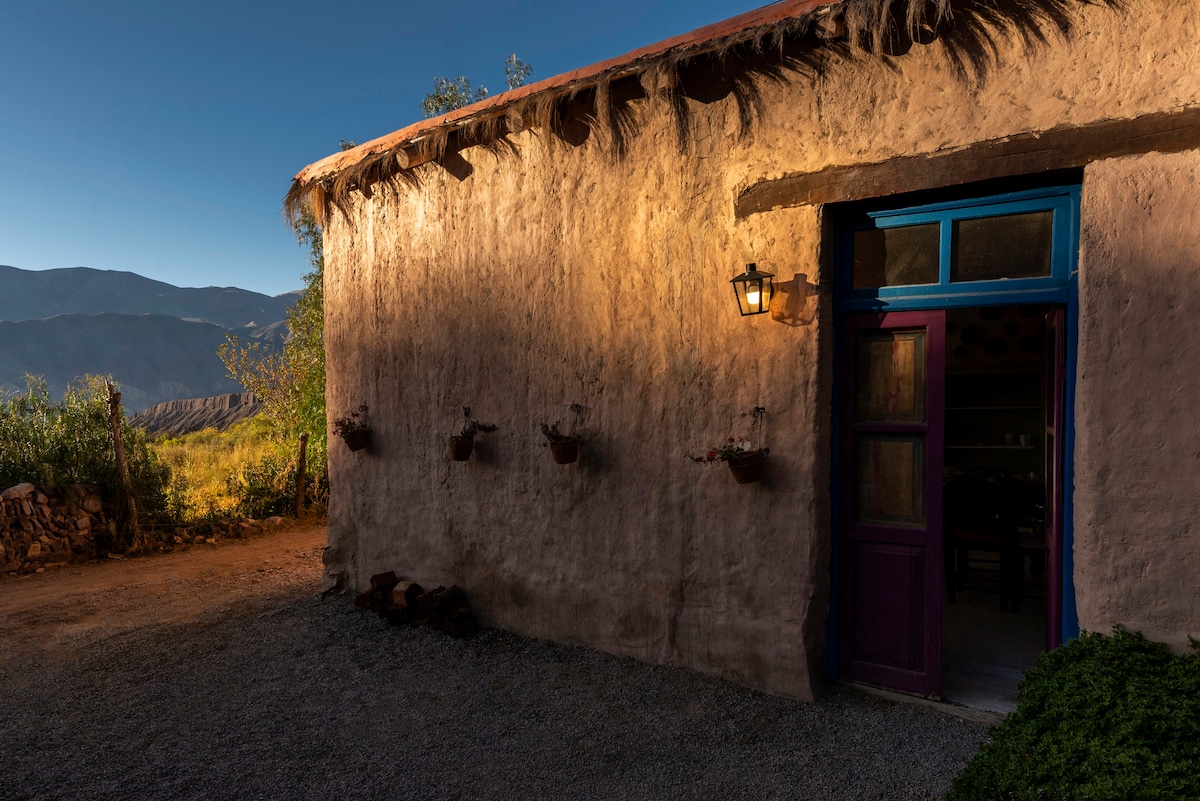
156 416 276 520
157 417 328 521
947 627 1200 800
0 375 170 520
224 449 328 520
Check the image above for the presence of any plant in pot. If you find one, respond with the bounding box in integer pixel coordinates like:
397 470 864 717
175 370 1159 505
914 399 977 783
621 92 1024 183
332 405 371 452
449 407 498 461
687 407 769 484
539 423 580 464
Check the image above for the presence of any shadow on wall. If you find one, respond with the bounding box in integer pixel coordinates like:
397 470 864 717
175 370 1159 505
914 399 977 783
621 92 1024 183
770 273 819 328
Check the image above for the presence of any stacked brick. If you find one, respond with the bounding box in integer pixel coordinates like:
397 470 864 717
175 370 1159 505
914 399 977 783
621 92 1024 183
355 571 479 637
0 483 106 574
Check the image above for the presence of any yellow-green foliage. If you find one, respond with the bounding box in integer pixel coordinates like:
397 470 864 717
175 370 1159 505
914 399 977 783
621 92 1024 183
155 416 279 520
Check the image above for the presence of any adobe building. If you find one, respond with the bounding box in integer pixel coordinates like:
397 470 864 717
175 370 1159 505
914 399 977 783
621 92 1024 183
289 0 1200 706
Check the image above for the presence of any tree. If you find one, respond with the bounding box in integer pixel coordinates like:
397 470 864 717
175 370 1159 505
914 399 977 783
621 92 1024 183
505 54 533 89
218 205 327 508
421 55 533 117
218 138 356 514
421 76 488 118
220 210 323 438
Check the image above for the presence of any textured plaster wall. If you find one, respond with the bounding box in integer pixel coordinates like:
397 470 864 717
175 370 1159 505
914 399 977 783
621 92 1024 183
323 107 831 698
741 2 1200 193
1075 150 1200 648
322 1 1200 698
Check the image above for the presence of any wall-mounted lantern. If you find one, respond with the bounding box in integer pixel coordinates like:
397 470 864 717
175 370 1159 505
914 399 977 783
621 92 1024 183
731 263 775 316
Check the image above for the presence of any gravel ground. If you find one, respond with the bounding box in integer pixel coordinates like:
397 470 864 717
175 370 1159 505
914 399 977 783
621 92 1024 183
0 532 987 801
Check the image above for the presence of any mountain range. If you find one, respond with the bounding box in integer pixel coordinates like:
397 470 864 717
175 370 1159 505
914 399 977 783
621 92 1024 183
0 265 296 328
0 265 297 413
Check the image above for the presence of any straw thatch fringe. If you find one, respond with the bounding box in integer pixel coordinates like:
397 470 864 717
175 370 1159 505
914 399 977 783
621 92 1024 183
590 77 645 162
285 0 1122 227
936 0 1122 83
594 79 615 158
609 78 646 161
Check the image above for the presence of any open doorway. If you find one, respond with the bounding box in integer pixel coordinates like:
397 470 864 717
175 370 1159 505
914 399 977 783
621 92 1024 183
939 304 1055 713
831 182 1079 706
834 302 1067 709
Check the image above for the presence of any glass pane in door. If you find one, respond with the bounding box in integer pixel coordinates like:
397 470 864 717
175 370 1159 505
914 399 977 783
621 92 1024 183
856 434 926 526
856 330 927 422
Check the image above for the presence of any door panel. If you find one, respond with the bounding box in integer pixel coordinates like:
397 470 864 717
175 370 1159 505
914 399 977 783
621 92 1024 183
852 542 926 669
839 311 945 697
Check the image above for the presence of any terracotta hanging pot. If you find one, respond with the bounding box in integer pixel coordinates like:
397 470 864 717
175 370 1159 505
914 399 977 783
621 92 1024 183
342 429 370 452
727 450 767 484
549 437 579 464
449 437 474 461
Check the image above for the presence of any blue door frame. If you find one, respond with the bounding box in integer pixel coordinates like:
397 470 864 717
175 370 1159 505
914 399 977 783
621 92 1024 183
827 185 1082 683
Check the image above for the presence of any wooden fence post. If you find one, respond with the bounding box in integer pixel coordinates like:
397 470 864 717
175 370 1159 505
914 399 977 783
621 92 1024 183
295 432 309 518
105 381 138 536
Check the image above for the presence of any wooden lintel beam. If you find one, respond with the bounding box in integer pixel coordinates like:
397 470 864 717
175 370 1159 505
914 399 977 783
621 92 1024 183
735 106 1200 218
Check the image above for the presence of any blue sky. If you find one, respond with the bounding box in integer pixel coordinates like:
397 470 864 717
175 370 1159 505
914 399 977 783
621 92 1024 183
0 0 766 296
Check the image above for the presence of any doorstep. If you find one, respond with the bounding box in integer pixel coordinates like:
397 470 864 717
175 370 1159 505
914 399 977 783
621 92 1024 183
838 681 1007 726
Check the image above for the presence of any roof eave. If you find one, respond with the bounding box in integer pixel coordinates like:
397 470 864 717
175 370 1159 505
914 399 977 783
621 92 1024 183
292 0 836 187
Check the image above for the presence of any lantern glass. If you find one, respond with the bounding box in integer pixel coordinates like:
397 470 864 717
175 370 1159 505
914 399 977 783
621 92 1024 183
731 264 775 316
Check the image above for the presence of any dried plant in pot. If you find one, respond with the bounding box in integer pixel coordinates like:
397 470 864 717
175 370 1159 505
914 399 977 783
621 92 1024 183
332 405 371 452
448 407 498 461
539 423 579 464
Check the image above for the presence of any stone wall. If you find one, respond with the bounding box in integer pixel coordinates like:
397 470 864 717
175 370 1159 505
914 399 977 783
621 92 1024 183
0 483 106 574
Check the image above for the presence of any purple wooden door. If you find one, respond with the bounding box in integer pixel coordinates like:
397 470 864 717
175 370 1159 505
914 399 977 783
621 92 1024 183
839 311 945 697
1044 308 1066 649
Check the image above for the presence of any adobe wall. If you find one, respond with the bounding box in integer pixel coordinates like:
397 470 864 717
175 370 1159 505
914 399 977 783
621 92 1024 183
322 111 831 697
321 2 1200 697
1075 149 1200 648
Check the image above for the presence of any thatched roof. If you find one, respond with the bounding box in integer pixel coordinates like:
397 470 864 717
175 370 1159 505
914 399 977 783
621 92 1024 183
286 0 1113 225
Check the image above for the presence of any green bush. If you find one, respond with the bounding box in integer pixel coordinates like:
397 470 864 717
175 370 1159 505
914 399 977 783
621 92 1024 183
947 627 1200 801
0 376 170 523
224 450 328 520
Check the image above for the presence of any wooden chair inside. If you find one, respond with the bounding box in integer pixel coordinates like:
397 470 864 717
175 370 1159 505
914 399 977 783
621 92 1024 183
943 476 1042 611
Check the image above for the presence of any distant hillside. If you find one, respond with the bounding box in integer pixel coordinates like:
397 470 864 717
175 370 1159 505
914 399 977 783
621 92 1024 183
130 392 263 436
0 265 296 329
0 265 300 413
0 314 254 412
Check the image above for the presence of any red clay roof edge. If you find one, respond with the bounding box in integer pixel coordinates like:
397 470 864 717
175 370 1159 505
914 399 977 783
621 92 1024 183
294 0 835 185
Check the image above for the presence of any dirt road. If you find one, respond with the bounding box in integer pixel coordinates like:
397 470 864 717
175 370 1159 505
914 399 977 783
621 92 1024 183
0 526 327 662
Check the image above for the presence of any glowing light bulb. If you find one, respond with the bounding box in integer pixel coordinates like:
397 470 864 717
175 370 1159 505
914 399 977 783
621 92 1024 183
746 284 761 307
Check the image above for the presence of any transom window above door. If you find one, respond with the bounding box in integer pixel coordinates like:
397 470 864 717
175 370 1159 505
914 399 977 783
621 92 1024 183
836 186 1079 312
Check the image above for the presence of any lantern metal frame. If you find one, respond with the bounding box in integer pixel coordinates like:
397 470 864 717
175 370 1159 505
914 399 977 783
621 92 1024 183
731 263 776 316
